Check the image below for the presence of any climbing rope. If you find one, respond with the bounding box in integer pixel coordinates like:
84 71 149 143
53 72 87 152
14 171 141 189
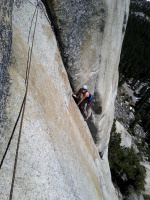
0 97 25 169
0 2 39 170
8 2 39 200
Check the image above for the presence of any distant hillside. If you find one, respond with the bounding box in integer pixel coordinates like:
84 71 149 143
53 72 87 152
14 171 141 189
119 0 150 145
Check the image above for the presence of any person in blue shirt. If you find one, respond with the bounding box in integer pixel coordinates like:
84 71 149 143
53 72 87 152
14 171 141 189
73 85 94 121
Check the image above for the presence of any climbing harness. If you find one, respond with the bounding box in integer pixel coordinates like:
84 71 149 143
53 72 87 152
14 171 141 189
87 98 94 107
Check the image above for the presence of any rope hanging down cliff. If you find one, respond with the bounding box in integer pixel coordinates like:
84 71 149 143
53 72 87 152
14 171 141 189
0 1 39 200
9 3 39 200
0 2 39 170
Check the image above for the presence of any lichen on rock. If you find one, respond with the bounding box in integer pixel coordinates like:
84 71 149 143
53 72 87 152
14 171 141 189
0 0 13 151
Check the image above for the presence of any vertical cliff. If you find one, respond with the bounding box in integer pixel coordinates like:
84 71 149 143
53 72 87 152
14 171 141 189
0 1 121 199
43 0 130 157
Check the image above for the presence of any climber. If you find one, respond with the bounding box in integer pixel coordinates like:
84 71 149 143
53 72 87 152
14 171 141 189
72 85 94 121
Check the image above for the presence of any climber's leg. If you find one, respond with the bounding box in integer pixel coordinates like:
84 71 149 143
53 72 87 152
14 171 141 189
84 103 92 121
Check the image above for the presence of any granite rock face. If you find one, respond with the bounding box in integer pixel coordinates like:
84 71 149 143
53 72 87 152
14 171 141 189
44 0 130 156
115 121 132 148
141 162 150 196
0 1 118 199
43 0 107 89
0 0 13 136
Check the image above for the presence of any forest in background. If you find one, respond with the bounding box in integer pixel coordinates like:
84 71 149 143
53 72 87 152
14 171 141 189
119 0 150 146
108 121 146 197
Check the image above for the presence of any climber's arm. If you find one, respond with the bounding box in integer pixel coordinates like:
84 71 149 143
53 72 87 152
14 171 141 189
77 92 88 106
72 89 82 98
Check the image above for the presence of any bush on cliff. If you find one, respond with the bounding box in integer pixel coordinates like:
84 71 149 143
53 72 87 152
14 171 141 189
108 121 146 196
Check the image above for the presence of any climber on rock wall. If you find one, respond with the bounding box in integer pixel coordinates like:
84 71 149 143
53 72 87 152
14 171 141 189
72 85 94 121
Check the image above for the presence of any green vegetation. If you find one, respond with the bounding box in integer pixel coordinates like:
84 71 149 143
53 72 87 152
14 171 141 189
143 194 150 200
134 136 150 162
127 125 150 162
119 14 150 84
108 121 146 196
119 0 150 146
